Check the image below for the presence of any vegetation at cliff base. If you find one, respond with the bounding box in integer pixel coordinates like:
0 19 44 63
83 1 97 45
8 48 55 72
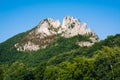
0 34 120 80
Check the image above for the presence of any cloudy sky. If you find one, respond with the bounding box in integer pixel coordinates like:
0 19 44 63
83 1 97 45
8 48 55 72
0 0 120 42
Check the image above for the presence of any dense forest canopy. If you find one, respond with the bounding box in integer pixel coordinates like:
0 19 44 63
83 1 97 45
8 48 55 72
0 34 120 80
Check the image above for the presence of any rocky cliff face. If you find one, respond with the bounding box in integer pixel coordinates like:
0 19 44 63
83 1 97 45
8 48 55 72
14 16 99 51
61 16 96 37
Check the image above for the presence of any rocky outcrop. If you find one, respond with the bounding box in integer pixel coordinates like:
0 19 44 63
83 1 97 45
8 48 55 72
78 41 93 47
61 16 96 38
36 18 61 35
14 16 99 51
15 41 39 51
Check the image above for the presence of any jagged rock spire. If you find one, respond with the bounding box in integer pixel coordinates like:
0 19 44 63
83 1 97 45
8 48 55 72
61 16 96 38
14 16 99 51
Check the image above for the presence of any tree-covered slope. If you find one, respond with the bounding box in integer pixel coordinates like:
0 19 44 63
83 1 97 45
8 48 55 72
0 34 91 65
0 34 120 80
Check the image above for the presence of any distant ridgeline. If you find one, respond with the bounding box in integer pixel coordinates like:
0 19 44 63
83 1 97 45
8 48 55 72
0 16 120 80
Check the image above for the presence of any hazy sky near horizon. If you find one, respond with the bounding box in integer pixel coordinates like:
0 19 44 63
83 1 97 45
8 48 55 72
0 0 120 42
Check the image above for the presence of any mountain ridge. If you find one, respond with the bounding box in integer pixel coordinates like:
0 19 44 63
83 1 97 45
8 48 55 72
14 16 99 51
0 16 120 80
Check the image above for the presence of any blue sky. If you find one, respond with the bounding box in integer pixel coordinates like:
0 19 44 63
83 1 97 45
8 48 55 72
0 0 120 42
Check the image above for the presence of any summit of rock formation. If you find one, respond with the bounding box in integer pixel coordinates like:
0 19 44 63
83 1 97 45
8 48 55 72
14 16 99 51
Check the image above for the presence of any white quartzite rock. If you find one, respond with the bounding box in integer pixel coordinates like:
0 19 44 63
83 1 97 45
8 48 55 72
61 16 96 37
15 16 99 51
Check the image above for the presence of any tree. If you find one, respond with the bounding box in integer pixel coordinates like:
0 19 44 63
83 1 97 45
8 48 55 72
34 62 46 80
4 61 28 80
0 64 8 80
94 46 120 80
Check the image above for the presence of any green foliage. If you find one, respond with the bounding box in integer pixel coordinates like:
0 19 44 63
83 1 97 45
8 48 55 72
3 61 27 80
104 34 120 47
44 46 120 80
0 32 27 64
94 46 120 80
0 64 8 80
0 33 120 80
33 62 46 80
44 65 58 80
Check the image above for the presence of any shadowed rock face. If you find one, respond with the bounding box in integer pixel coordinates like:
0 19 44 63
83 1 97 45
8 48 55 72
14 16 99 51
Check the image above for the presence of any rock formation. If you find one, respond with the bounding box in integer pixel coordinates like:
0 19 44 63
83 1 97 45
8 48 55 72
14 16 99 51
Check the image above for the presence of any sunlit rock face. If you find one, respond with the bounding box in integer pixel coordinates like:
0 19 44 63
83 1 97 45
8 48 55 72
61 16 96 38
14 16 99 51
36 18 61 35
15 42 39 51
14 18 60 51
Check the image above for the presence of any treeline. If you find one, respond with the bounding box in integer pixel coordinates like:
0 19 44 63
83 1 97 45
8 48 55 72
0 34 120 80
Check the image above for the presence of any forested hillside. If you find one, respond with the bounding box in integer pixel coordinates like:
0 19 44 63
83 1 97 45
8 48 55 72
0 34 120 80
